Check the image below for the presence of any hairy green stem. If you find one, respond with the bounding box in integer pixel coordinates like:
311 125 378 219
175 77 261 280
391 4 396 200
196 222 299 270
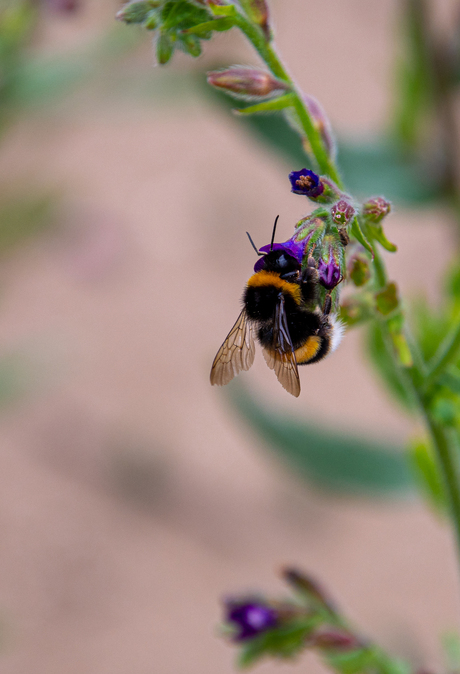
234 13 342 184
421 399 460 563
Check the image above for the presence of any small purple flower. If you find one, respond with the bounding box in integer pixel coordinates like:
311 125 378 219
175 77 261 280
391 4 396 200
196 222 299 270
318 259 341 289
289 169 324 198
253 239 306 272
225 599 277 641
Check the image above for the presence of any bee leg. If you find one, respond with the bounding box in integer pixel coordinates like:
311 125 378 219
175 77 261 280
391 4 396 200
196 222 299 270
323 293 332 316
300 257 319 304
301 255 318 283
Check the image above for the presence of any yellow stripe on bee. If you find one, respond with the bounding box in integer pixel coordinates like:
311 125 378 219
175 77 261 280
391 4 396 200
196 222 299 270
295 336 321 364
246 271 302 305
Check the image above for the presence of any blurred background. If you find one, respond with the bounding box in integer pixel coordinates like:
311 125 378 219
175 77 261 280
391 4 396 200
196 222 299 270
0 0 459 672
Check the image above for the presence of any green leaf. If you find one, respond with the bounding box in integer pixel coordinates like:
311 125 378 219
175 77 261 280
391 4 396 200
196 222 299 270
183 17 233 35
409 436 446 514
364 221 397 253
234 93 294 115
208 3 237 17
442 632 460 672
439 367 460 396
227 382 414 495
375 282 399 316
156 31 174 64
238 619 317 668
350 217 374 257
161 1 210 31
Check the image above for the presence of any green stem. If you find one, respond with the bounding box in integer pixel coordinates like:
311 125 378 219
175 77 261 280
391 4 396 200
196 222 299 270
234 2 460 580
234 13 342 185
425 313 460 387
423 406 460 563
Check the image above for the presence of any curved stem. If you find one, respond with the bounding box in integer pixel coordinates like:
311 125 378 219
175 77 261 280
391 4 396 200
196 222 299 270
234 13 342 184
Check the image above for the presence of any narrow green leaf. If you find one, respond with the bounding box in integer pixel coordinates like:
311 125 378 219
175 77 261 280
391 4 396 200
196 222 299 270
439 367 460 396
208 3 237 17
156 31 174 64
409 436 446 514
350 217 374 257
234 93 294 115
183 17 234 35
227 382 414 495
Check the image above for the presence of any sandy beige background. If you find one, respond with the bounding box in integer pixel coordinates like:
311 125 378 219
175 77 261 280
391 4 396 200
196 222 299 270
0 1 458 672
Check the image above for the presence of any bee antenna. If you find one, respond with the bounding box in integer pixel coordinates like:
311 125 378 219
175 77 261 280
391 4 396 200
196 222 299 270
270 215 279 251
246 231 263 256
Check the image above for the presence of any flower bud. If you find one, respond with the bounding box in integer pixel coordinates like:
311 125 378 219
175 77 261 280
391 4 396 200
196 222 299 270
331 199 355 228
116 1 152 23
309 629 362 652
375 282 399 316
362 196 391 223
340 296 373 327
289 169 324 198
317 233 344 290
156 31 174 64
347 246 371 287
243 0 271 40
207 67 288 99
224 598 277 641
282 568 336 613
304 95 336 160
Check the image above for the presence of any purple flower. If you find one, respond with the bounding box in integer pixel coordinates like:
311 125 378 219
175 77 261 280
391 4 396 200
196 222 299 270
225 599 277 641
289 169 324 198
253 239 306 272
318 259 341 290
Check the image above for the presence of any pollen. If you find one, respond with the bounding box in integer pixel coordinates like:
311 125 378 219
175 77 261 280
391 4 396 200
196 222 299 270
296 176 314 190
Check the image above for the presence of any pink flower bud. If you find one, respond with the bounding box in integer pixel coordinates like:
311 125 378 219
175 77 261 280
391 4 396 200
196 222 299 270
243 0 271 40
207 67 288 99
310 629 362 652
362 196 391 223
304 95 336 160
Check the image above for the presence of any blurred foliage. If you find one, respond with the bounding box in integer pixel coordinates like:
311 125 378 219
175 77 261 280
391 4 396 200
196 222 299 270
0 190 57 253
227 382 414 496
409 435 447 513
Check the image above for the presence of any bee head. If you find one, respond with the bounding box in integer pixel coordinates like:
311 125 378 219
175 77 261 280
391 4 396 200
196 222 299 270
257 249 301 279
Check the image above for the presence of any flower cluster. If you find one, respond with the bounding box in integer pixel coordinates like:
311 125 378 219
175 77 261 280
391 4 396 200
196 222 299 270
222 569 368 668
256 168 394 317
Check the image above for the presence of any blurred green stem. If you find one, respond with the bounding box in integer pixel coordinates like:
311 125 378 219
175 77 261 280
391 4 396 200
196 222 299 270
234 12 342 185
425 315 460 388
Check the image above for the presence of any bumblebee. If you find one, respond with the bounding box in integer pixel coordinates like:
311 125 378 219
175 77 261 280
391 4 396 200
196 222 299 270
210 217 343 397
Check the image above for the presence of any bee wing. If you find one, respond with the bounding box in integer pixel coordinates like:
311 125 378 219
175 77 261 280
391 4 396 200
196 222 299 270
210 309 256 386
262 296 301 397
